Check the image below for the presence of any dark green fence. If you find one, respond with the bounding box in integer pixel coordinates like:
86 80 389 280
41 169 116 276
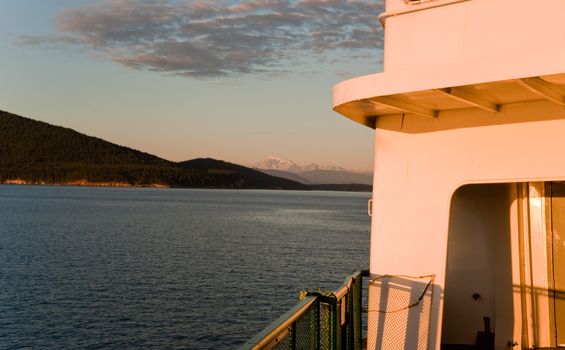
240 270 369 350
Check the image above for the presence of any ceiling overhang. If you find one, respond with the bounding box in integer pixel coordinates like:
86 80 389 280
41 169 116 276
333 47 565 129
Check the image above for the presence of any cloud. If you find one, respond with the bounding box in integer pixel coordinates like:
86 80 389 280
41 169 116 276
21 0 384 78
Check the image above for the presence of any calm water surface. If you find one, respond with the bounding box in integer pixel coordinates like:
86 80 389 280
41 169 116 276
0 186 369 349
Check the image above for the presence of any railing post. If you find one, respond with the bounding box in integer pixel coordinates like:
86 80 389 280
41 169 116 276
335 295 341 350
352 273 362 350
316 297 321 350
291 321 296 350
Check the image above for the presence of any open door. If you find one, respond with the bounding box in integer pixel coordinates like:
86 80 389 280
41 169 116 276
441 184 514 349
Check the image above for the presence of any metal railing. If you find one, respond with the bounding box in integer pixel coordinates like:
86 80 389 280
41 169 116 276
240 270 369 350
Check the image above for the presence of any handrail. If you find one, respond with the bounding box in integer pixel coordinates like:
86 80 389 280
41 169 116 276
377 0 472 27
239 269 369 350
240 296 318 349
335 270 364 300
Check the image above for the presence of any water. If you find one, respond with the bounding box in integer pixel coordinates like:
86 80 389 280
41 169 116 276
0 186 370 349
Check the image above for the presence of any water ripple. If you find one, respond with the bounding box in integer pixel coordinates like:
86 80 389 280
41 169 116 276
0 186 369 349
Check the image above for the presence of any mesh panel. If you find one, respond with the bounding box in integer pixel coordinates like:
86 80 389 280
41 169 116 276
320 302 333 350
366 275 434 350
241 271 369 350
263 301 319 350
295 301 319 350
269 327 292 350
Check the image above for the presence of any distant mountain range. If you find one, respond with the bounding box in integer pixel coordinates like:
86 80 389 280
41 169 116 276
254 155 373 185
0 110 371 191
255 155 353 172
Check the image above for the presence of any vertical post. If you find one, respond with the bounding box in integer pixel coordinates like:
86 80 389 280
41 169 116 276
334 296 341 350
352 274 362 350
517 182 531 348
291 321 296 350
316 297 321 350
343 296 348 350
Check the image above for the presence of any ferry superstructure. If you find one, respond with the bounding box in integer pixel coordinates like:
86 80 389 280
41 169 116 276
244 1 565 349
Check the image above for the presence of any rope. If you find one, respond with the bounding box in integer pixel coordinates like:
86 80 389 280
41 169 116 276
367 274 435 314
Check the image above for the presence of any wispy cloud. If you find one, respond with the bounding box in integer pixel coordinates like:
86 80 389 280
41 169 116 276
20 0 384 78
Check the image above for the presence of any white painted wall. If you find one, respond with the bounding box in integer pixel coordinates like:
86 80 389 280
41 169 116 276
383 0 565 72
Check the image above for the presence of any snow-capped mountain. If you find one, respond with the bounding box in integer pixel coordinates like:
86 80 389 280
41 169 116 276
254 155 302 173
255 155 365 173
254 155 373 185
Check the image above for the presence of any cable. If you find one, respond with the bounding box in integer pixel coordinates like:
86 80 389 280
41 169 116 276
367 274 435 314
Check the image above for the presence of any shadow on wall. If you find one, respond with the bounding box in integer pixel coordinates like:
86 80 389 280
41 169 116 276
516 284 565 300
514 284 565 348
366 275 440 350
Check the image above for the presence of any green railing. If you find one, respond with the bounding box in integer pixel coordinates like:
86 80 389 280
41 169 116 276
240 270 369 350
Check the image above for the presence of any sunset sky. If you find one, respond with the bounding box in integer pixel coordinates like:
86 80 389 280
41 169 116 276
0 0 384 171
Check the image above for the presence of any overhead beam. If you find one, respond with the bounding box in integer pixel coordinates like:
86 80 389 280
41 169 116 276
435 87 499 112
516 77 565 106
364 116 377 129
371 96 437 118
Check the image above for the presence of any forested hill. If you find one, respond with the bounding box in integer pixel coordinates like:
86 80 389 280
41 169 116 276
0 110 171 166
179 158 309 190
0 110 307 190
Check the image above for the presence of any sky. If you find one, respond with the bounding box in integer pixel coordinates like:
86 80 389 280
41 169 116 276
0 0 384 172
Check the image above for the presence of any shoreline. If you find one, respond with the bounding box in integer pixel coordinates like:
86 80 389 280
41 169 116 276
1 180 371 192
2 179 169 188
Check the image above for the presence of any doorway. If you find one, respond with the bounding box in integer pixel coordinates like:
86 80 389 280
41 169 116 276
441 184 514 349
